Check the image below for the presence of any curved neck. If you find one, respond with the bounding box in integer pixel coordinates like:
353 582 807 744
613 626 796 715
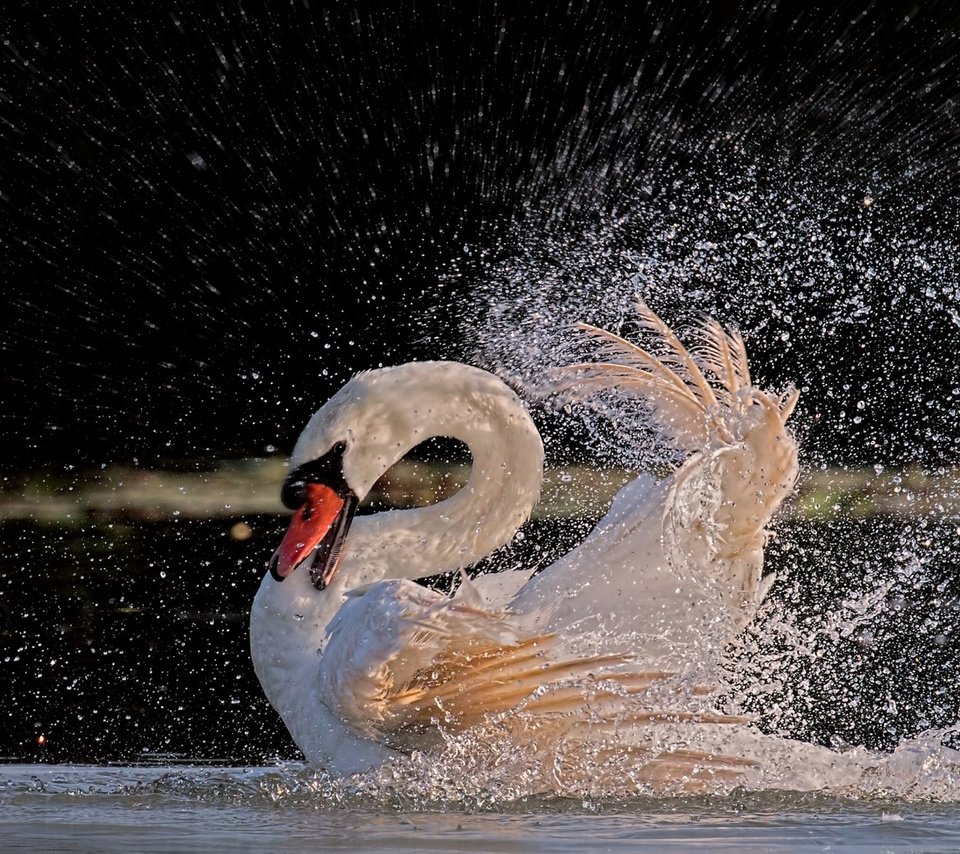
257 361 545 643
340 365 545 585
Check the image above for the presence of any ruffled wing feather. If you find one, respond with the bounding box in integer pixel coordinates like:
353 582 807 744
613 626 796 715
321 579 749 777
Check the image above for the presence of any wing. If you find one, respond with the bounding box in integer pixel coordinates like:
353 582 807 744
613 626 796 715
319 577 752 789
511 299 798 660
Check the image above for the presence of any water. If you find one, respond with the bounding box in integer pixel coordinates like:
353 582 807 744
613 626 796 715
3 764 960 853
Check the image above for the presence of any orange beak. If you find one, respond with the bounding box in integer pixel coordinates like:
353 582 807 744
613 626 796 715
268 482 358 589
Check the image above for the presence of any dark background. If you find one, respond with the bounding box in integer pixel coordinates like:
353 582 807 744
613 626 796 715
4 0 960 470
3 1 960 765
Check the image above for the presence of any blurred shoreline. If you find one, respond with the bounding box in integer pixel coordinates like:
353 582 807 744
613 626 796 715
1 459 956 523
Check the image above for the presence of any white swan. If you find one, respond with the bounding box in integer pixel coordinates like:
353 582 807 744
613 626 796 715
249 300 800 784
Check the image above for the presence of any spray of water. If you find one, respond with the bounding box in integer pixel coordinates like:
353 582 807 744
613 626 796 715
447 82 960 792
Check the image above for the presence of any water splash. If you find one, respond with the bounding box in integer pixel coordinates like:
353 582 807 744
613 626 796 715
4 729 960 809
438 66 960 783
464 131 960 470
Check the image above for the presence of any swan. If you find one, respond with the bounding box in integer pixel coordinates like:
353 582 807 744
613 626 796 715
249 300 800 785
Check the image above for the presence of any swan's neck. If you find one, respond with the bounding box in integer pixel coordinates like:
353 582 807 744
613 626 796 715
345 418 543 583
251 568 342 710
291 361 546 585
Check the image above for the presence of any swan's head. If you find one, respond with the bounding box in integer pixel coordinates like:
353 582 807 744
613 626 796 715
265 366 411 590
267 437 358 590
267 362 529 589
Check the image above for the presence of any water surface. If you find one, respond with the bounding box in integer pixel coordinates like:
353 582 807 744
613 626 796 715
3 764 960 853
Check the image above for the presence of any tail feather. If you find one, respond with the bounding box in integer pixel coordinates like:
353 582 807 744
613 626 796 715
557 365 713 449
779 386 800 420
695 318 751 404
573 321 698 400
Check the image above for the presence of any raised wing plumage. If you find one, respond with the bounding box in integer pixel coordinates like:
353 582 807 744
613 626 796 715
510 298 798 665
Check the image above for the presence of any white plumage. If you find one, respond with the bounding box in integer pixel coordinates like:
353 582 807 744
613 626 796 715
249 300 800 786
